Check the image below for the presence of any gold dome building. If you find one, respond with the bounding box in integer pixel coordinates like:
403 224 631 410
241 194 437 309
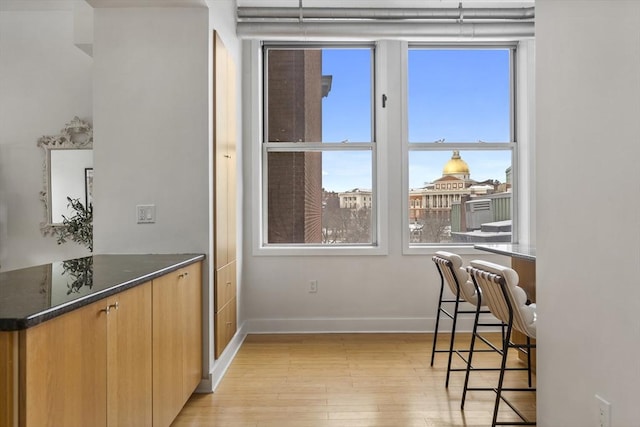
442 150 470 180
410 151 477 216
409 150 512 243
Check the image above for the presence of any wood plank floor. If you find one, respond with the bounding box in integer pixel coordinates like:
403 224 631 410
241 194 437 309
172 333 536 427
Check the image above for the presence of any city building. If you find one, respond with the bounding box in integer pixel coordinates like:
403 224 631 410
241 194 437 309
408 151 512 243
266 49 324 244
338 188 373 210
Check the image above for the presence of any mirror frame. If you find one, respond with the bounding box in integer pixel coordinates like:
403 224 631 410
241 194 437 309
38 117 93 235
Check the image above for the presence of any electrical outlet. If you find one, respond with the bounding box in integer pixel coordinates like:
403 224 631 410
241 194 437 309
308 280 318 293
596 394 611 427
136 204 156 224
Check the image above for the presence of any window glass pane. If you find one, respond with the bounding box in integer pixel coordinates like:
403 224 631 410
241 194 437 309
408 49 511 143
266 48 372 143
408 150 512 244
267 151 372 245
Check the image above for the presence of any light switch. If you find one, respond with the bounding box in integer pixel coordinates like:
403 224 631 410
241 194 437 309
136 204 156 224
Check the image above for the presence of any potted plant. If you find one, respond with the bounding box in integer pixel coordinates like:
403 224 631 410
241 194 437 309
54 197 93 252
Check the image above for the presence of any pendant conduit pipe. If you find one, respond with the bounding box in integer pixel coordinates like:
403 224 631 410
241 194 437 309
236 6 535 40
237 21 534 40
237 6 535 22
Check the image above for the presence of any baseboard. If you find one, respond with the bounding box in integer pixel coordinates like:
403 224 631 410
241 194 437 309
243 315 495 334
209 322 248 392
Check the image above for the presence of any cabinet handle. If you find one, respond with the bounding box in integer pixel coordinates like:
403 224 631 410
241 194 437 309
226 281 231 286
226 322 232 327
99 302 119 315
178 271 189 279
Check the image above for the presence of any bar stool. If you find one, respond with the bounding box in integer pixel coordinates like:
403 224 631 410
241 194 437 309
465 260 537 427
430 251 505 387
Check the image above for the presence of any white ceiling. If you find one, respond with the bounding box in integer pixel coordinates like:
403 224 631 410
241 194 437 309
87 0 208 7
0 0 209 11
0 0 535 10
0 0 534 12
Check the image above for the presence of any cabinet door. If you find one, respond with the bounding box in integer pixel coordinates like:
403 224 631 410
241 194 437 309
152 272 184 427
21 300 108 427
0 331 17 427
215 297 236 359
214 260 236 312
214 260 236 358
213 31 237 268
181 263 203 402
226 55 237 265
107 282 152 427
152 263 203 425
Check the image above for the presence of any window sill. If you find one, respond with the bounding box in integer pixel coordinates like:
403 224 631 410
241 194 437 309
403 244 509 256
253 245 388 257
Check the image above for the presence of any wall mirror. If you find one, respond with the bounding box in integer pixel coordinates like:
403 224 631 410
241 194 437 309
38 117 93 235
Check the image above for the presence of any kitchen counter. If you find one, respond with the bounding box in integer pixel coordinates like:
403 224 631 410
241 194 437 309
474 243 536 262
0 253 205 331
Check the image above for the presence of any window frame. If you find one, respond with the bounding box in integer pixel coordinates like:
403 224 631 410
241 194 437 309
256 42 387 255
402 43 519 253
248 39 533 257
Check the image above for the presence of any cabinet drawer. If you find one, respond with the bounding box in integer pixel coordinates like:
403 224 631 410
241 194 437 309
214 297 236 358
215 261 236 312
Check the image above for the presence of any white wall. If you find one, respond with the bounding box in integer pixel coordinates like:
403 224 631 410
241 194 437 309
240 38 533 334
536 1 640 425
209 0 239 55
0 6 93 271
92 7 209 255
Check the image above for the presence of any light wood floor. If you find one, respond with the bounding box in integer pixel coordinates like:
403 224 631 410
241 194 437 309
172 333 536 427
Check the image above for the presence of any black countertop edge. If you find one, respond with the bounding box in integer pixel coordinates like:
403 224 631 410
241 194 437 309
1 254 205 332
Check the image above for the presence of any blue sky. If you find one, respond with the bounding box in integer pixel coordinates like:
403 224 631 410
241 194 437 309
320 47 512 192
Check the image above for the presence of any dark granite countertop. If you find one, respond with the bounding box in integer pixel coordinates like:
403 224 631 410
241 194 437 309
0 253 205 331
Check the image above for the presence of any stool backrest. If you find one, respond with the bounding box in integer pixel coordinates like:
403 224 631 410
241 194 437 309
468 260 536 339
433 251 479 305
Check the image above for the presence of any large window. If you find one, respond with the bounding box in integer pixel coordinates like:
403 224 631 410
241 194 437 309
407 47 515 245
262 45 376 246
258 43 523 252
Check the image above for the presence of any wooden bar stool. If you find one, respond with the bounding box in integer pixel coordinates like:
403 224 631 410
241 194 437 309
465 260 537 427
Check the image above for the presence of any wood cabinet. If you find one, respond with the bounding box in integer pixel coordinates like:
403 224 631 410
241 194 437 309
0 332 16 427
19 282 152 427
182 263 203 402
213 30 238 358
0 260 202 427
214 260 237 358
152 262 202 427
20 298 109 427
107 283 152 427
213 31 237 271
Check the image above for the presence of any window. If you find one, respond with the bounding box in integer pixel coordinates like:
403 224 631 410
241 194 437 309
407 47 515 245
262 45 376 246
